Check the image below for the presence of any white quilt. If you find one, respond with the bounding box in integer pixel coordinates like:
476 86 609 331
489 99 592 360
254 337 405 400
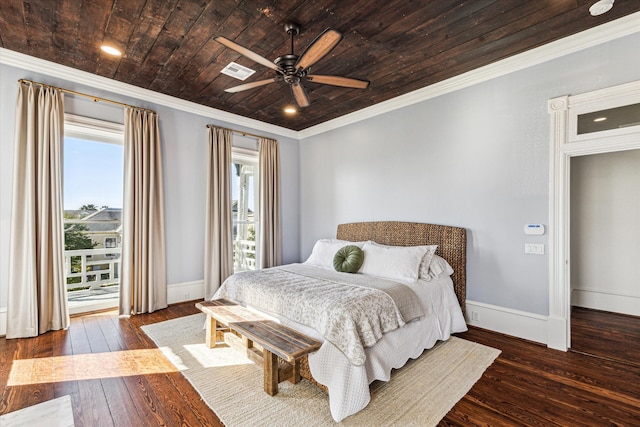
214 265 467 422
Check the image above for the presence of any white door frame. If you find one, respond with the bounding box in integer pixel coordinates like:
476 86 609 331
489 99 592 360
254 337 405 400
548 80 640 350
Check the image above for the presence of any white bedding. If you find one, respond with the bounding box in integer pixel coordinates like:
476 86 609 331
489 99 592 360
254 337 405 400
214 265 467 422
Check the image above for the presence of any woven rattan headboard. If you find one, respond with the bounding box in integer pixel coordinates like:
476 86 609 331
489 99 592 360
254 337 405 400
337 221 466 311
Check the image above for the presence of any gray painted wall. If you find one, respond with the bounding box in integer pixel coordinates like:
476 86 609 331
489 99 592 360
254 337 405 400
0 63 300 308
299 32 640 316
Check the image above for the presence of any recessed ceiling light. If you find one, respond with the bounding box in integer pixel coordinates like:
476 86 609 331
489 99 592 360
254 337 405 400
589 0 614 16
283 106 297 115
593 117 607 122
100 45 122 56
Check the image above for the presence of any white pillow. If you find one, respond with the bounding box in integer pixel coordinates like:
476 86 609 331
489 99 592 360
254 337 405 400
360 242 429 282
426 255 454 280
304 239 366 269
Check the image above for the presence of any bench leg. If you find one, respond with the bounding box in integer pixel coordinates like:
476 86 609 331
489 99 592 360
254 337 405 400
263 350 279 396
291 360 301 384
205 315 218 348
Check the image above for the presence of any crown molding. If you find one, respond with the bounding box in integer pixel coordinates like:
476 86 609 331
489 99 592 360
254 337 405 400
299 11 640 139
0 48 299 140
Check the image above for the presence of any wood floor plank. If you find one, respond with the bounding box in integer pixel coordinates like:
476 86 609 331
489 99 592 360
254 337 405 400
15 333 53 410
68 316 114 426
444 326 640 425
106 306 218 426
51 328 84 427
100 311 190 426
81 313 152 425
571 306 640 367
0 332 17 414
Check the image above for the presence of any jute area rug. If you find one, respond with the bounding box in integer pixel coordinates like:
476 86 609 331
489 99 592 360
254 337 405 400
142 313 500 426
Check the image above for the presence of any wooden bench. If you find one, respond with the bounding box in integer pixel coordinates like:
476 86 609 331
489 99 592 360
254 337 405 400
196 299 322 396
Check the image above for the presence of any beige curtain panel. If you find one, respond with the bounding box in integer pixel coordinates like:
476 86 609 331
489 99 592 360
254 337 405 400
204 126 233 299
259 137 282 268
7 83 69 338
120 107 168 316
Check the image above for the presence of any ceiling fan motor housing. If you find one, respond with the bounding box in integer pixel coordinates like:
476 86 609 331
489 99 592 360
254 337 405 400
275 54 307 82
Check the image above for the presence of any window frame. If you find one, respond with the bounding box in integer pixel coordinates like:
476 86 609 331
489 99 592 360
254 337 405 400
63 114 124 312
231 147 260 272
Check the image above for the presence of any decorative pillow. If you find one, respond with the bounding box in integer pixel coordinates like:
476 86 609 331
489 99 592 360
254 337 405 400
417 245 439 279
333 245 364 273
304 239 366 269
427 255 454 279
359 242 429 282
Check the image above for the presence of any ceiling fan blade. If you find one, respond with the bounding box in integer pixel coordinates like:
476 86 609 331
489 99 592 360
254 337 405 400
291 82 310 108
295 28 343 72
224 78 279 93
214 36 280 71
306 75 370 89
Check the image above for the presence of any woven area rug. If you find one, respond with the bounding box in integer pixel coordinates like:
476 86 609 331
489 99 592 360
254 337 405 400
142 313 500 426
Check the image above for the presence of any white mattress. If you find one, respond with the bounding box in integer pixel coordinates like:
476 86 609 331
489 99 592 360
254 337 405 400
249 273 467 422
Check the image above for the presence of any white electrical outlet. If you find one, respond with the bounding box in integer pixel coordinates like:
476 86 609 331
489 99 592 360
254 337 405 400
471 311 479 321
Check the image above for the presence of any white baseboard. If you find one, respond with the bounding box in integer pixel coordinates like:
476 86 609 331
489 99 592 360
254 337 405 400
0 280 205 336
572 288 640 317
465 300 548 345
167 280 205 304
0 307 6 337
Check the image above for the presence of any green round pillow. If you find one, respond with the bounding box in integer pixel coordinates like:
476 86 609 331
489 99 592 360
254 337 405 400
333 245 364 273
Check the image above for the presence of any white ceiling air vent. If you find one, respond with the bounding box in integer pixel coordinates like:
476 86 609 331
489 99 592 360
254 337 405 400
220 62 256 81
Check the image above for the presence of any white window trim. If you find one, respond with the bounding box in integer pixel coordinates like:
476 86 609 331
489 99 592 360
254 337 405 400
232 146 258 164
64 113 124 145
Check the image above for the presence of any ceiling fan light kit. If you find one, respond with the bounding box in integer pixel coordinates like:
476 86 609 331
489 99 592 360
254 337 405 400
214 22 370 108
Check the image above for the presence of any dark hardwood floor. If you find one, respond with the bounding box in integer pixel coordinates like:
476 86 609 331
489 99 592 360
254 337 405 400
1 301 639 426
571 306 640 368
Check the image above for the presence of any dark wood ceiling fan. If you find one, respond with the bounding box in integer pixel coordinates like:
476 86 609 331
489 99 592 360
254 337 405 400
214 23 370 108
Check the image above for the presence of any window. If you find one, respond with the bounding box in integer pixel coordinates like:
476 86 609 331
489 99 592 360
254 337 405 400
105 237 117 248
232 148 259 272
577 102 640 135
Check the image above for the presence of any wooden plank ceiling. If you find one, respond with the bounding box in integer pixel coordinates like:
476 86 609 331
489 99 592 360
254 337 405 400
1 0 638 131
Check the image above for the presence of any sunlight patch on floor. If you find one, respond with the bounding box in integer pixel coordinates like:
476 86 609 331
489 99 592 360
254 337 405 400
7 349 178 386
184 343 254 368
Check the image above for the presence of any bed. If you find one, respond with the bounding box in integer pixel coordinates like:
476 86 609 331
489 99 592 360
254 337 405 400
212 221 468 422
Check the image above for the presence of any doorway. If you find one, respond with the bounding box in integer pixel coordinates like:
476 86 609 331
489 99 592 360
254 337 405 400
569 150 640 366
547 79 640 352
63 115 124 315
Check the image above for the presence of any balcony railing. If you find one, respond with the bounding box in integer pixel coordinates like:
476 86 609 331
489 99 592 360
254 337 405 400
234 239 256 272
65 247 121 291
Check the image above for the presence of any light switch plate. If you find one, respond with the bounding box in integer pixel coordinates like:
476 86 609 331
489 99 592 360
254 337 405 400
525 244 545 254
